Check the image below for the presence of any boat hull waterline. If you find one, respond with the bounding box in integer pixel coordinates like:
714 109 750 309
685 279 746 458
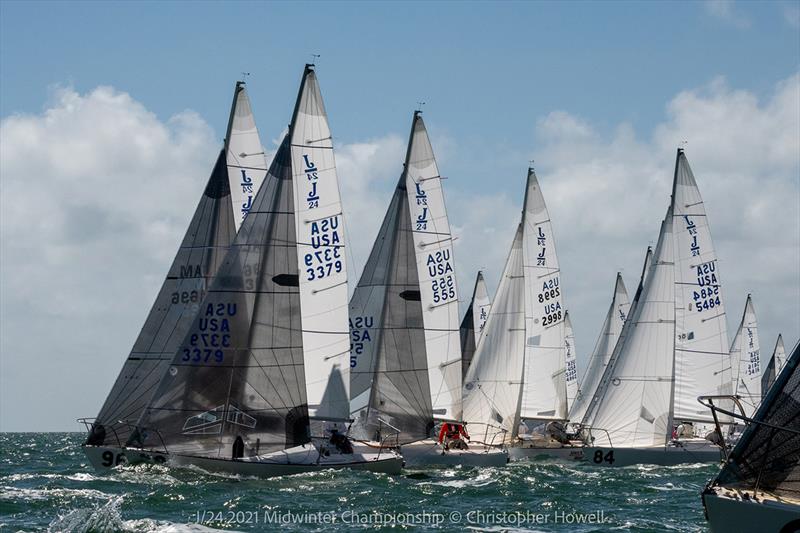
84 445 403 477
400 439 509 467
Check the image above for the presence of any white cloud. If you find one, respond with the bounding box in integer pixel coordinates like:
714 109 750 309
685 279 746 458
705 0 751 28
532 73 799 378
1 74 798 430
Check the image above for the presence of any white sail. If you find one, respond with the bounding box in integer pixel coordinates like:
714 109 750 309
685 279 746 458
774 335 788 375
226 83 268 231
729 295 761 418
472 271 491 347
569 273 630 423
564 311 578 414
671 150 730 424
520 169 568 421
404 112 462 422
462 226 525 442
585 213 676 447
290 67 350 421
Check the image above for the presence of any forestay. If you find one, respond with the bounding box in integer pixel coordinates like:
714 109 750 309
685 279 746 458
568 273 629 424
729 295 761 418
132 65 349 458
520 169 568 421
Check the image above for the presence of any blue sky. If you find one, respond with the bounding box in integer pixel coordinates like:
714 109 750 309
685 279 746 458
1 1 799 431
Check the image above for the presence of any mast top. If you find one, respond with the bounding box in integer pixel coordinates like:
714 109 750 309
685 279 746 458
238 72 250 85
415 101 425 115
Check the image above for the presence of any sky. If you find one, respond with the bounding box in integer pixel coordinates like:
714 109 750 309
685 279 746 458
1 0 798 432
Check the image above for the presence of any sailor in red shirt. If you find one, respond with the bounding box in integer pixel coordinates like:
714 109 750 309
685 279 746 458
438 422 470 450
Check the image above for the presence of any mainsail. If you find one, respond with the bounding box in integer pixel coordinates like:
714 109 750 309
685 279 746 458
729 295 762 418
582 149 731 447
762 334 786 399
568 273 630 424
87 82 265 447
132 65 349 458
519 168 568 421
713 339 800 498
671 149 730 424
462 225 525 442
349 111 461 443
460 271 491 379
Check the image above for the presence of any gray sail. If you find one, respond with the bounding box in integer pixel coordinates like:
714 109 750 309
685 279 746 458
714 339 800 498
87 149 236 447
131 134 308 458
131 68 331 459
459 298 476 380
349 177 432 443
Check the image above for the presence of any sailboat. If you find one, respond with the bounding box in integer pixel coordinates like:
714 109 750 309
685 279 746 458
81 80 268 470
729 294 762 421
348 111 507 467
702 339 800 532
568 273 631 426
107 65 401 477
578 149 730 467
762 334 786 399
463 166 576 460
459 271 491 379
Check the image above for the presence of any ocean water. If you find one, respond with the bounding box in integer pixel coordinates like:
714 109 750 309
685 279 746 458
0 433 717 532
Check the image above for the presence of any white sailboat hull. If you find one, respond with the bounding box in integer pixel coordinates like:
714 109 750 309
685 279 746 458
84 444 402 477
581 440 723 467
703 487 800 533
400 439 508 467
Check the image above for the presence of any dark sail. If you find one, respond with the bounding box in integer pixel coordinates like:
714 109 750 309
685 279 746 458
714 339 800 498
88 149 235 446
132 135 309 457
459 300 476 380
349 178 433 444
